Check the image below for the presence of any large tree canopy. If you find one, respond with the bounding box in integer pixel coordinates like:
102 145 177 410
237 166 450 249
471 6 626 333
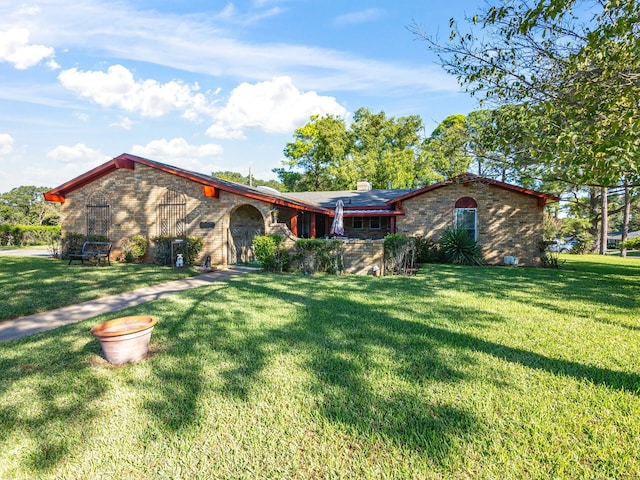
413 0 640 187
275 108 458 191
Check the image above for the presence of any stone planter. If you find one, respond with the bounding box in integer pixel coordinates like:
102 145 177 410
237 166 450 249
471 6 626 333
90 316 158 365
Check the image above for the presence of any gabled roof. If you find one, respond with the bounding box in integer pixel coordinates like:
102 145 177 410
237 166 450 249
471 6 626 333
44 154 559 214
43 153 331 214
388 173 560 206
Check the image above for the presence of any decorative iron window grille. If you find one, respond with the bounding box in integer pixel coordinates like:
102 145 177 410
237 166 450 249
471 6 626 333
158 190 187 237
86 190 110 238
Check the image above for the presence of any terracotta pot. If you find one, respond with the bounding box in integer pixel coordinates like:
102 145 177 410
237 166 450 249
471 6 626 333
90 316 158 365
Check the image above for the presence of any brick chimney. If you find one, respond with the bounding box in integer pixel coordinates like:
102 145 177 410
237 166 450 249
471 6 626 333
356 181 372 191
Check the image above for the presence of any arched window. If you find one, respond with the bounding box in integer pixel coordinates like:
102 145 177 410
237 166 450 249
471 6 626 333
454 197 477 241
158 190 187 237
86 190 110 238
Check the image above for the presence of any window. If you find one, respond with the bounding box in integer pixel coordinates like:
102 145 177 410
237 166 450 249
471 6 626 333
369 217 380 229
454 197 477 241
352 217 363 229
158 189 187 237
86 190 110 238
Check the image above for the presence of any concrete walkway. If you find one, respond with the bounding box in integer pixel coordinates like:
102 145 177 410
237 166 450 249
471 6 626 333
0 266 254 342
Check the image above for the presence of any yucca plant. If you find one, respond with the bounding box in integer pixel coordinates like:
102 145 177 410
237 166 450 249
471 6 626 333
438 226 484 266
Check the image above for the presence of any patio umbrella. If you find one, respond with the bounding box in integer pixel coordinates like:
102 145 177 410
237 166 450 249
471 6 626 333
330 199 344 236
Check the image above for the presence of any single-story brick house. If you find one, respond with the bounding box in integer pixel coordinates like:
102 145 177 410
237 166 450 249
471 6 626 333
44 153 558 268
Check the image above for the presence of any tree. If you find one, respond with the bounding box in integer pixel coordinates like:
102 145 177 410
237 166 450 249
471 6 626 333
412 0 640 187
0 186 60 225
212 171 283 191
349 108 434 189
276 115 349 191
423 114 473 180
275 109 439 191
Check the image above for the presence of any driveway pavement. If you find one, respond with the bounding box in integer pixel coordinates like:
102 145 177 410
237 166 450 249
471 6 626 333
0 251 254 341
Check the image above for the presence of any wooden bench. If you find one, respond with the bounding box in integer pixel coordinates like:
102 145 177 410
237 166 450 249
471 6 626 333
68 241 112 266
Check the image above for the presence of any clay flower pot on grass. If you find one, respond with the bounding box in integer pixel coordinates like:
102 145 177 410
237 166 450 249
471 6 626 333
90 315 158 365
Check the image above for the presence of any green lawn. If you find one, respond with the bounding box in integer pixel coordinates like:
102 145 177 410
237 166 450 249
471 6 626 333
1 255 639 479
0 256 200 320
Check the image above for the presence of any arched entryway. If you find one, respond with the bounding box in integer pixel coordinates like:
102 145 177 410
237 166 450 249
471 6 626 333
228 205 265 264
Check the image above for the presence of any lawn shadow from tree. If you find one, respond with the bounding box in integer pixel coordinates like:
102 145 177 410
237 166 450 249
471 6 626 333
0 324 108 474
418 262 640 325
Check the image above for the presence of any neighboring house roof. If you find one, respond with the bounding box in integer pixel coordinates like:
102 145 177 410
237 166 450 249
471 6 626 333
608 230 640 241
44 154 560 214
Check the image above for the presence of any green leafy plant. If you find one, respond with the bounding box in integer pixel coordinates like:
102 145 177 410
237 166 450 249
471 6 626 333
253 234 289 272
538 240 564 268
415 236 445 264
122 234 148 263
0 224 61 246
150 236 204 267
384 234 416 275
293 238 343 274
438 226 484 266
569 232 594 255
620 237 640 250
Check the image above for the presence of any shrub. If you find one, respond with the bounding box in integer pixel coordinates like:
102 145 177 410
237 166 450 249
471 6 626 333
122 234 148 263
569 232 594 255
538 240 564 268
0 224 61 246
438 227 484 266
620 237 640 250
254 234 289 272
415 236 445 264
293 238 344 274
384 234 416 275
150 236 204 267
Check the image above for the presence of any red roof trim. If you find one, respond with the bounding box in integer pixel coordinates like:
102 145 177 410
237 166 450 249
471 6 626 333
44 153 331 214
343 210 404 217
388 173 560 205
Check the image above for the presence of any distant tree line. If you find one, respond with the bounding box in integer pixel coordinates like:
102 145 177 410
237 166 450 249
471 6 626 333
0 186 60 226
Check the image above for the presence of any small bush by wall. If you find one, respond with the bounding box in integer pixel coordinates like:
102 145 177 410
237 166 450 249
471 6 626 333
384 234 416 275
122 234 148 263
253 234 289 272
438 227 485 266
150 236 203 267
293 238 345 274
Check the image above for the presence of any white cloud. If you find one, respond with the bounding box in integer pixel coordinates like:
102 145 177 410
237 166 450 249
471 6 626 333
0 28 55 69
58 65 217 118
0 133 14 156
207 76 347 139
333 8 385 26
47 143 110 165
109 117 135 130
131 138 223 171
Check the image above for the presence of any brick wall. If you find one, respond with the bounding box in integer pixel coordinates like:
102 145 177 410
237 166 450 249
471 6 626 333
396 182 544 266
60 164 276 265
341 239 384 274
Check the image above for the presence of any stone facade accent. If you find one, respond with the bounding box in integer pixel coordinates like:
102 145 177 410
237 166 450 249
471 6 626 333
396 181 544 266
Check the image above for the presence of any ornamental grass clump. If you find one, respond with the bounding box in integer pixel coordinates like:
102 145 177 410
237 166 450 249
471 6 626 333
438 226 484 266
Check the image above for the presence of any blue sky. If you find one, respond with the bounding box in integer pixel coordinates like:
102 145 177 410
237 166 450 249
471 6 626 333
0 0 484 193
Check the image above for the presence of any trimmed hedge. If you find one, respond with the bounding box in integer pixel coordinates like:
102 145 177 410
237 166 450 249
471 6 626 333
0 224 61 246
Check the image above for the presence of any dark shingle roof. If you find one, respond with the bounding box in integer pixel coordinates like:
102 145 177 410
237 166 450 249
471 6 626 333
282 189 413 208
